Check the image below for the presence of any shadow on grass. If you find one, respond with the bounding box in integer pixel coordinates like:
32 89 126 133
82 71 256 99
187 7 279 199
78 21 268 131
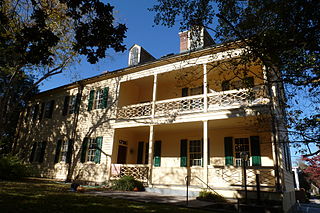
0 179 208 213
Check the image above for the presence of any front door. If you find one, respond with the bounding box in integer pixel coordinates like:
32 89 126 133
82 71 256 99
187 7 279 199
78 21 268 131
117 145 127 164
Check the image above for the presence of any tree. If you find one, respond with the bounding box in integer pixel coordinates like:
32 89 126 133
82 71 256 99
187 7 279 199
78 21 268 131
150 0 320 155
303 155 320 188
0 73 39 154
0 0 127 153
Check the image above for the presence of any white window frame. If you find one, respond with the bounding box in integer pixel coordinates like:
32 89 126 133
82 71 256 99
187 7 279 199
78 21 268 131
68 95 77 114
95 89 104 109
86 138 97 162
189 139 202 167
234 137 251 167
59 140 69 162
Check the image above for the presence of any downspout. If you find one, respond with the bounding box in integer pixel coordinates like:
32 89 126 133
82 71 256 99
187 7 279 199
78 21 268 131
66 82 84 182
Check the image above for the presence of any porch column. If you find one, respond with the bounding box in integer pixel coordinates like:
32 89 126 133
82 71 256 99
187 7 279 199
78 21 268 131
203 120 209 184
148 125 155 185
152 74 158 118
203 64 208 112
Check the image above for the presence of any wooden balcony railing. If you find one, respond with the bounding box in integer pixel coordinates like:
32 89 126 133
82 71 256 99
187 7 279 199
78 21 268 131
116 86 269 119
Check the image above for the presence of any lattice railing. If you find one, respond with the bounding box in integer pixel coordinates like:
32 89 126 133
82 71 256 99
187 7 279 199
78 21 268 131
110 164 149 182
117 102 152 119
212 166 275 187
116 86 268 119
208 89 252 108
155 95 204 116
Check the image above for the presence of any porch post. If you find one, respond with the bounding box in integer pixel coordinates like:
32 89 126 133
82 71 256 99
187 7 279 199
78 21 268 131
203 64 208 112
148 125 155 185
203 120 209 185
152 74 158 118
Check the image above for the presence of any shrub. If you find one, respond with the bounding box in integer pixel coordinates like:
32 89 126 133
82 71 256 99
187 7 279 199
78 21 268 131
198 189 226 202
0 155 32 180
111 176 144 191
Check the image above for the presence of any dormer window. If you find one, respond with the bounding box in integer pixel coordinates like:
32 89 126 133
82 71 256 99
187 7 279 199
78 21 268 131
128 44 155 67
129 46 139 66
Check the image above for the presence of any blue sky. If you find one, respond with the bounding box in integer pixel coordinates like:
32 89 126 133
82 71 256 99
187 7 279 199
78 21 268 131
40 0 181 91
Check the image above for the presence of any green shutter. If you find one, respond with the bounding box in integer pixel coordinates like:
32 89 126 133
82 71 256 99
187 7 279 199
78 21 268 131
39 141 47 163
144 143 149 164
182 88 188 97
88 90 95 111
66 139 73 164
81 138 88 163
62 96 70 116
153 140 161 167
48 100 55 118
222 80 230 91
94 137 103 164
224 137 233 166
180 139 188 167
29 142 37 162
137 142 144 164
102 87 109 109
54 140 62 163
250 136 261 166
75 93 81 113
39 103 45 120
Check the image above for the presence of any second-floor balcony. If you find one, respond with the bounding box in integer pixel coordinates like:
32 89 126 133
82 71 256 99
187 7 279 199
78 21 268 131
117 86 269 120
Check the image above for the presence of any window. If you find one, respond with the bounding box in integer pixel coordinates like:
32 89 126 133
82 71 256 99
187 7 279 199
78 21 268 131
224 136 261 167
29 141 47 163
87 88 109 111
234 138 250 167
80 137 103 163
31 104 39 122
87 138 97 162
189 140 202 166
60 141 69 162
180 139 203 167
221 77 254 91
44 100 55 118
129 47 139 66
54 139 73 163
62 94 81 116
95 89 104 109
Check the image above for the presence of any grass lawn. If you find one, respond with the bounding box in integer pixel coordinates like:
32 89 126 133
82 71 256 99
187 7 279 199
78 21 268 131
0 179 209 213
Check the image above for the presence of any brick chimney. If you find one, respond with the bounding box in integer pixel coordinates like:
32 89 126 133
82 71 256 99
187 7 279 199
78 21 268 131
179 28 214 53
179 31 188 53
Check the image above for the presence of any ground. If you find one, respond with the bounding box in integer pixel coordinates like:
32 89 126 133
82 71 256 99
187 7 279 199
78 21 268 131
0 179 211 213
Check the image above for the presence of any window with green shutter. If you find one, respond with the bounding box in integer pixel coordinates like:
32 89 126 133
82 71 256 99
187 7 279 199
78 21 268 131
224 137 233 166
250 136 261 166
180 139 188 167
153 140 161 167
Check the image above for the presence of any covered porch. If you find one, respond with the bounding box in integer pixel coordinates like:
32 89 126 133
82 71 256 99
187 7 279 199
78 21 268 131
109 117 277 191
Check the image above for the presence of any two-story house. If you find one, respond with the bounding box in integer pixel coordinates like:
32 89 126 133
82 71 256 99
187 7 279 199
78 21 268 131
17 29 295 212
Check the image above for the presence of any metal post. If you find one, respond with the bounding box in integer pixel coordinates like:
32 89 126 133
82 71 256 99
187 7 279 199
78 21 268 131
243 159 247 203
185 175 189 206
256 174 261 203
